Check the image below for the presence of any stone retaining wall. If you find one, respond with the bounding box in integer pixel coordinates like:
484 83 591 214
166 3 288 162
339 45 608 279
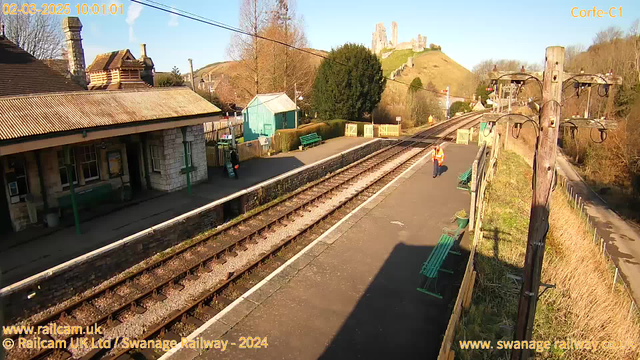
0 138 392 322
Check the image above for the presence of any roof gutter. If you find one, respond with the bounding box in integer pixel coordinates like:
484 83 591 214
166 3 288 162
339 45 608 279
0 112 222 156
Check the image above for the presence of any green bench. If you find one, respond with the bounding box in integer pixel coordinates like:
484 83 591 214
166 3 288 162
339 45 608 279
457 167 473 191
57 183 116 211
300 133 322 149
417 227 463 299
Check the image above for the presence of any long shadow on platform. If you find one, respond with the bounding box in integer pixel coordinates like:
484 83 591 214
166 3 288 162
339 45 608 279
207 156 306 184
318 240 470 360
0 157 308 289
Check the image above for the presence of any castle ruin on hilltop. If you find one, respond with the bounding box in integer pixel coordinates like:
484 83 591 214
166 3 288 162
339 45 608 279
371 21 426 55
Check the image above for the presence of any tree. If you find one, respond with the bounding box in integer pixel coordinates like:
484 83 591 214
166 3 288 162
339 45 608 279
425 80 438 92
448 101 471 116
156 66 185 87
0 3 64 59
170 66 184 86
472 59 543 80
195 89 231 112
312 43 386 120
227 0 314 102
565 44 585 71
406 77 424 122
475 82 492 106
259 0 314 100
227 0 269 97
593 26 623 45
411 91 441 125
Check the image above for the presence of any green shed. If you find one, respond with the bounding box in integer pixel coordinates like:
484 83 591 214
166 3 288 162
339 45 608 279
242 93 297 141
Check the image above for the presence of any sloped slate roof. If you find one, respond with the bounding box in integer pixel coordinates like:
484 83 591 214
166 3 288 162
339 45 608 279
0 87 221 142
249 93 297 114
0 35 84 97
42 59 71 77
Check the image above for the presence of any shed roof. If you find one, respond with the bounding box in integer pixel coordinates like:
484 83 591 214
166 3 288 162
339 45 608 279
246 93 297 114
0 35 84 97
0 87 221 142
86 49 144 72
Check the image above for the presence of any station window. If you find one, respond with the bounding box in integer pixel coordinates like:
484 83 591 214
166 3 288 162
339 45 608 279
183 141 193 168
57 150 78 188
6 156 29 203
150 145 163 172
78 145 100 181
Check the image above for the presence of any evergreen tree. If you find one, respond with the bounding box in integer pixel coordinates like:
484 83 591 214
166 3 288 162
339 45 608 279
312 43 386 120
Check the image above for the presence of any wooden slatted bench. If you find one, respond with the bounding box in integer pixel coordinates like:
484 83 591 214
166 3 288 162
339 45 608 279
57 183 115 211
300 132 322 149
457 167 473 191
417 227 463 299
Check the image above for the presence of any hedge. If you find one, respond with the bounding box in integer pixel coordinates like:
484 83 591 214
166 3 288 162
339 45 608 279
272 120 349 152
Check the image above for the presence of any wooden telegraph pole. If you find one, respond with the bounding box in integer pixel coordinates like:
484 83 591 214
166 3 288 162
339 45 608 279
511 46 564 360
488 50 622 360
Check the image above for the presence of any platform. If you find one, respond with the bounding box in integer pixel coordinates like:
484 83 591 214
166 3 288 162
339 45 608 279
0 137 372 287
164 143 479 360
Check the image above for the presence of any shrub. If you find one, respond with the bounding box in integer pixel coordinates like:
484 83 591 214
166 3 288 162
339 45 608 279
312 43 386 120
271 119 368 152
449 101 472 116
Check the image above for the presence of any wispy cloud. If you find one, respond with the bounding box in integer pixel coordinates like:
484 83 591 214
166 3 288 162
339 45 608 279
168 6 179 27
126 2 143 42
89 23 101 36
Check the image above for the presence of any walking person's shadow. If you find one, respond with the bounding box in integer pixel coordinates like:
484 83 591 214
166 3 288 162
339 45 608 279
439 165 448 175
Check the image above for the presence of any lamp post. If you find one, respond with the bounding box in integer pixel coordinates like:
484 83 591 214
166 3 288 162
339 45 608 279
294 83 303 129
200 79 212 102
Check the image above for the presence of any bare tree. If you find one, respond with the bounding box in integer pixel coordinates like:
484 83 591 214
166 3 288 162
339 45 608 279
472 59 542 80
227 0 270 97
629 19 640 84
565 44 585 71
593 26 624 45
0 2 64 59
227 0 315 102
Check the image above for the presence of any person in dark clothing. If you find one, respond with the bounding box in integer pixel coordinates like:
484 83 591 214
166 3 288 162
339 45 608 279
230 149 240 179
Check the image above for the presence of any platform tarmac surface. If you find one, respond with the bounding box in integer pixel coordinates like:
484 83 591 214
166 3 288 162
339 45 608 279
0 136 371 287
169 143 479 360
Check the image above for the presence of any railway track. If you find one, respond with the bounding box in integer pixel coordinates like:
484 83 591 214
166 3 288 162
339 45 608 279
5 112 484 360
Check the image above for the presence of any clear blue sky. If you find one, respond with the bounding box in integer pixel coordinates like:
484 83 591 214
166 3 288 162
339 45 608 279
54 0 640 73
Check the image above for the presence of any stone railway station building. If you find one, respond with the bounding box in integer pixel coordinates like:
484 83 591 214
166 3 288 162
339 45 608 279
0 17 222 234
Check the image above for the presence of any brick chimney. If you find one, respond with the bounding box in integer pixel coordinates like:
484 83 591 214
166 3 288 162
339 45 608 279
139 43 155 86
62 17 87 89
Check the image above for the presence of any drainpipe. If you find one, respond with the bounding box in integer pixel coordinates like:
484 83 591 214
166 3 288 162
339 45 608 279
140 134 151 189
181 127 192 195
64 146 80 234
35 150 48 212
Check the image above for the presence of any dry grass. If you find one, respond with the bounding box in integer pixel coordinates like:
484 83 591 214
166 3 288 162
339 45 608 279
455 149 640 359
537 185 640 359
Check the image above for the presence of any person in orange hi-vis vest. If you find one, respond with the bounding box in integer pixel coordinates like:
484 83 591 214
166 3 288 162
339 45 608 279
432 145 444 178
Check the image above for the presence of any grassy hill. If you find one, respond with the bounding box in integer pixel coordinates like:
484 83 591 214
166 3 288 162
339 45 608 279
381 48 428 77
376 50 478 125
193 48 327 79
383 50 476 98
188 48 328 106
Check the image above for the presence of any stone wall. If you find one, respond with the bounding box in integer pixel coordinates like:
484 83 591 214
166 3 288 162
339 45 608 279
146 125 207 192
0 139 392 322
